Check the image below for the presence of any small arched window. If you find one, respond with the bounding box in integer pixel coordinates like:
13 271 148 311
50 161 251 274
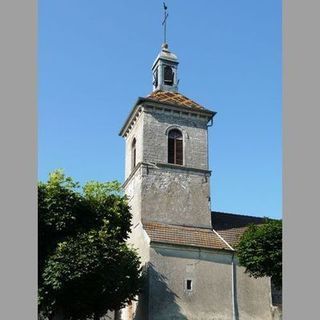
131 138 137 169
164 65 174 86
168 129 183 165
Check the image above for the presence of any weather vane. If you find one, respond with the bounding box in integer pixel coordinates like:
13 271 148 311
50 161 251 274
162 2 169 45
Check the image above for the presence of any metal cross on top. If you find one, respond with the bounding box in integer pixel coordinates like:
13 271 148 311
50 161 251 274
162 2 169 45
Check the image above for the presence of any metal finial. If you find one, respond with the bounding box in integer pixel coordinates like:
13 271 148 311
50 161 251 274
162 2 169 45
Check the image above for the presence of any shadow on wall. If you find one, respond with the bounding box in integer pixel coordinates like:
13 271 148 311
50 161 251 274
143 263 188 320
133 263 149 320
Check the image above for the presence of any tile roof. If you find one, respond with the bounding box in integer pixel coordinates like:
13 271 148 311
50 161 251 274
212 211 267 247
119 90 216 137
146 90 206 111
143 221 232 251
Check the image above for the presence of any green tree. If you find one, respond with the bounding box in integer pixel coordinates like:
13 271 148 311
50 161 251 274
236 219 282 289
38 170 143 320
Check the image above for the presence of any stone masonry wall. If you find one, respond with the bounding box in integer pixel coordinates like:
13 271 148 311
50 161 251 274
141 165 212 228
147 244 274 320
123 167 150 320
148 244 233 320
142 109 209 169
124 112 144 180
123 106 212 228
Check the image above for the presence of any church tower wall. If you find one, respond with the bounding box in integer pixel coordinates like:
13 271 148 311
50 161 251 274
139 107 212 228
124 110 144 180
140 165 211 228
142 108 209 170
122 103 213 229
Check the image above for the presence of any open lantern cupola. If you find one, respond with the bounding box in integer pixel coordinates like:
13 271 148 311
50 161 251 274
152 43 179 93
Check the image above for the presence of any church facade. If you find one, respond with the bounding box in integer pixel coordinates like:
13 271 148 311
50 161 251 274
117 43 281 320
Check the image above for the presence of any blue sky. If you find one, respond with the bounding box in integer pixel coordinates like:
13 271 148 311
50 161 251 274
38 0 282 219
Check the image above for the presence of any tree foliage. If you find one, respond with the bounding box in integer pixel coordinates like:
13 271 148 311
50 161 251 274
38 170 143 319
236 219 282 289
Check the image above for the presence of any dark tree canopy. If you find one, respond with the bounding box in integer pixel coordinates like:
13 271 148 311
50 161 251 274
236 219 282 289
38 170 143 320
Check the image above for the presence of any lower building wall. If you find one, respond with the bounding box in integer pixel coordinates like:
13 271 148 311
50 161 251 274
235 261 273 320
143 243 274 320
148 244 232 320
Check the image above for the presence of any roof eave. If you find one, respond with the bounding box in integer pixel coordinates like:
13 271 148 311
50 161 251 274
141 96 216 117
119 96 217 137
119 97 144 137
149 239 234 253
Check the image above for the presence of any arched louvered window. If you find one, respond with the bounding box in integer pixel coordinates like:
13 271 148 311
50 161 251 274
131 138 136 169
168 129 183 165
164 65 174 85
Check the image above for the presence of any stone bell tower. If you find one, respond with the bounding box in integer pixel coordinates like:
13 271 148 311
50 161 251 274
119 43 216 231
116 6 279 320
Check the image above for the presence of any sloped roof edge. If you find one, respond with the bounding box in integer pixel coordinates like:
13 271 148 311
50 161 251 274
143 220 233 252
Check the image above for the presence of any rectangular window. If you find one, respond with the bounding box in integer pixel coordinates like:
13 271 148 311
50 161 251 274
186 279 192 291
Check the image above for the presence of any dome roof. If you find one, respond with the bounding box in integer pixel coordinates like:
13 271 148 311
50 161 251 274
152 43 178 68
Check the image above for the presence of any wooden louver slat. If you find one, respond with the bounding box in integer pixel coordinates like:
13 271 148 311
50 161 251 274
175 139 183 165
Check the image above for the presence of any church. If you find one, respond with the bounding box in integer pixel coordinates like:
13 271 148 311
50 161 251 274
116 34 281 320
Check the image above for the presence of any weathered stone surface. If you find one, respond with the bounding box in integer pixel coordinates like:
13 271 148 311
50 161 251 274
124 106 212 228
148 244 233 320
142 109 209 169
146 244 273 320
124 111 144 180
140 165 211 228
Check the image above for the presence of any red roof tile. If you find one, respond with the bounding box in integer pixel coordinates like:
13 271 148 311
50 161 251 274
146 90 206 111
143 221 232 251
